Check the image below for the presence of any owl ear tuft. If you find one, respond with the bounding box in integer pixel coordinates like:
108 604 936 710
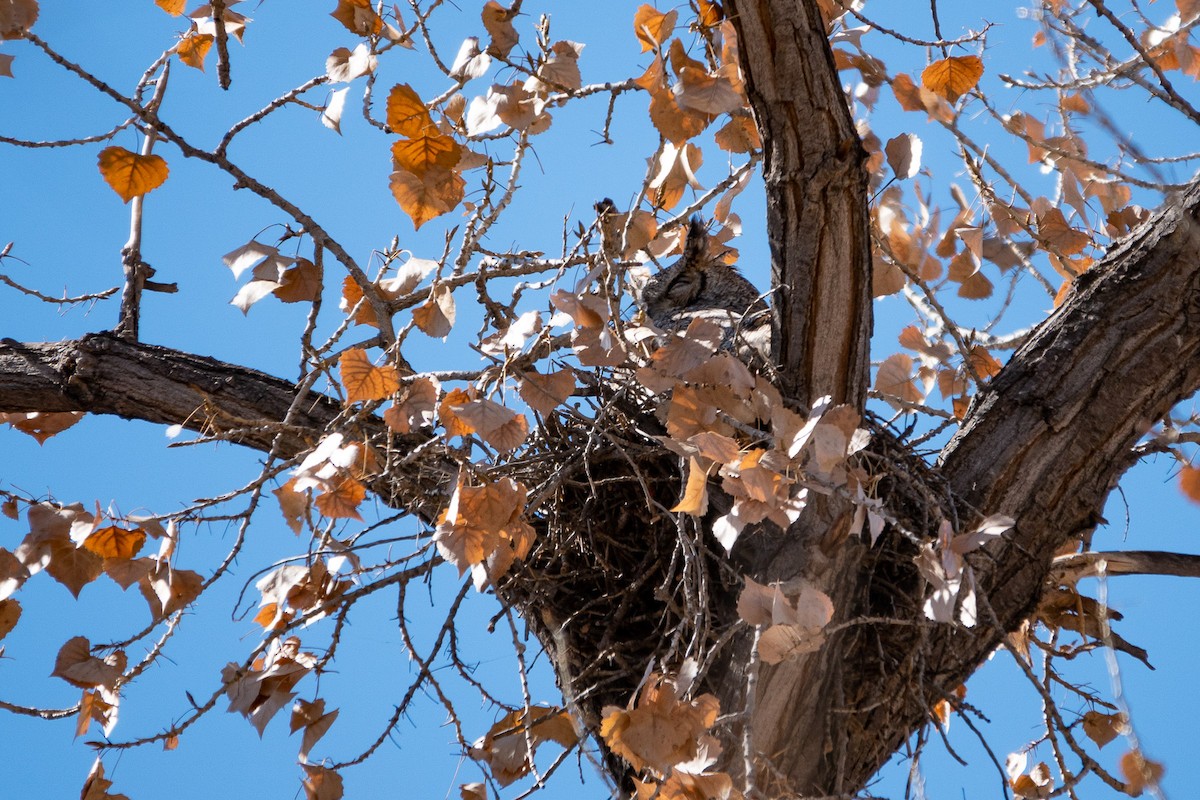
682 216 709 269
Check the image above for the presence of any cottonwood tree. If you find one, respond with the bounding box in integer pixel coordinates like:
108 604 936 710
2 1 1200 798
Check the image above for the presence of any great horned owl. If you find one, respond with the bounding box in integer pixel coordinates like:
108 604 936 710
640 217 772 366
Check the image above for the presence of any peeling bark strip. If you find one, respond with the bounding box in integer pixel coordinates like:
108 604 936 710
725 0 873 408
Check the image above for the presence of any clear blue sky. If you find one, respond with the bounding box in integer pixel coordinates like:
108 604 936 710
1 2 1198 799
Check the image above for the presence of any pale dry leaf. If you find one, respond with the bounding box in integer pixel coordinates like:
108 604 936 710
325 43 376 82
321 87 350 133
450 36 491 81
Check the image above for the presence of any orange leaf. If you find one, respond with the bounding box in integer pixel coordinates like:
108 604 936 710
713 115 760 153
439 387 476 438
1180 465 1200 504
390 167 465 229
82 526 147 560
340 275 379 327
386 83 434 137
178 33 214 70
97 146 169 204
330 0 381 36
339 348 400 404
155 0 185 14
1119 751 1165 796
921 55 983 103
633 5 677 52
648 90 712 144
670 458 709 515
698 0 724 27
314 476 365 521
391 133 462 176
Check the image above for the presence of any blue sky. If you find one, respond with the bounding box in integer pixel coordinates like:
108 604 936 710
1 2 1199 799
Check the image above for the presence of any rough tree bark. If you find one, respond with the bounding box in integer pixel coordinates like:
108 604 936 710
3 3 1200 798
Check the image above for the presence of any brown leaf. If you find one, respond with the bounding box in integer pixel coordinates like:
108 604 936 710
448 397 528 452
80 758 128 800
674 65 743 115
412 283 457 337
1081 710 1125 748
518 369 576 416
884 133 922 180
921 55 983 103
698 0 724 26
53 636 126 689
0 598 20 641
1036 208 1091 255
292 698 340 759
875 353 923 407
481 1 518 57
138 563 203 618
434 478 533 579
967 346 1003 380
1 410 84 443
273 258 322 303
97 146 169 204
0 0 37 40
77 687 119 738
301 764 344 800
385 376 440 433
891 73 925 111
339 348 400 404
